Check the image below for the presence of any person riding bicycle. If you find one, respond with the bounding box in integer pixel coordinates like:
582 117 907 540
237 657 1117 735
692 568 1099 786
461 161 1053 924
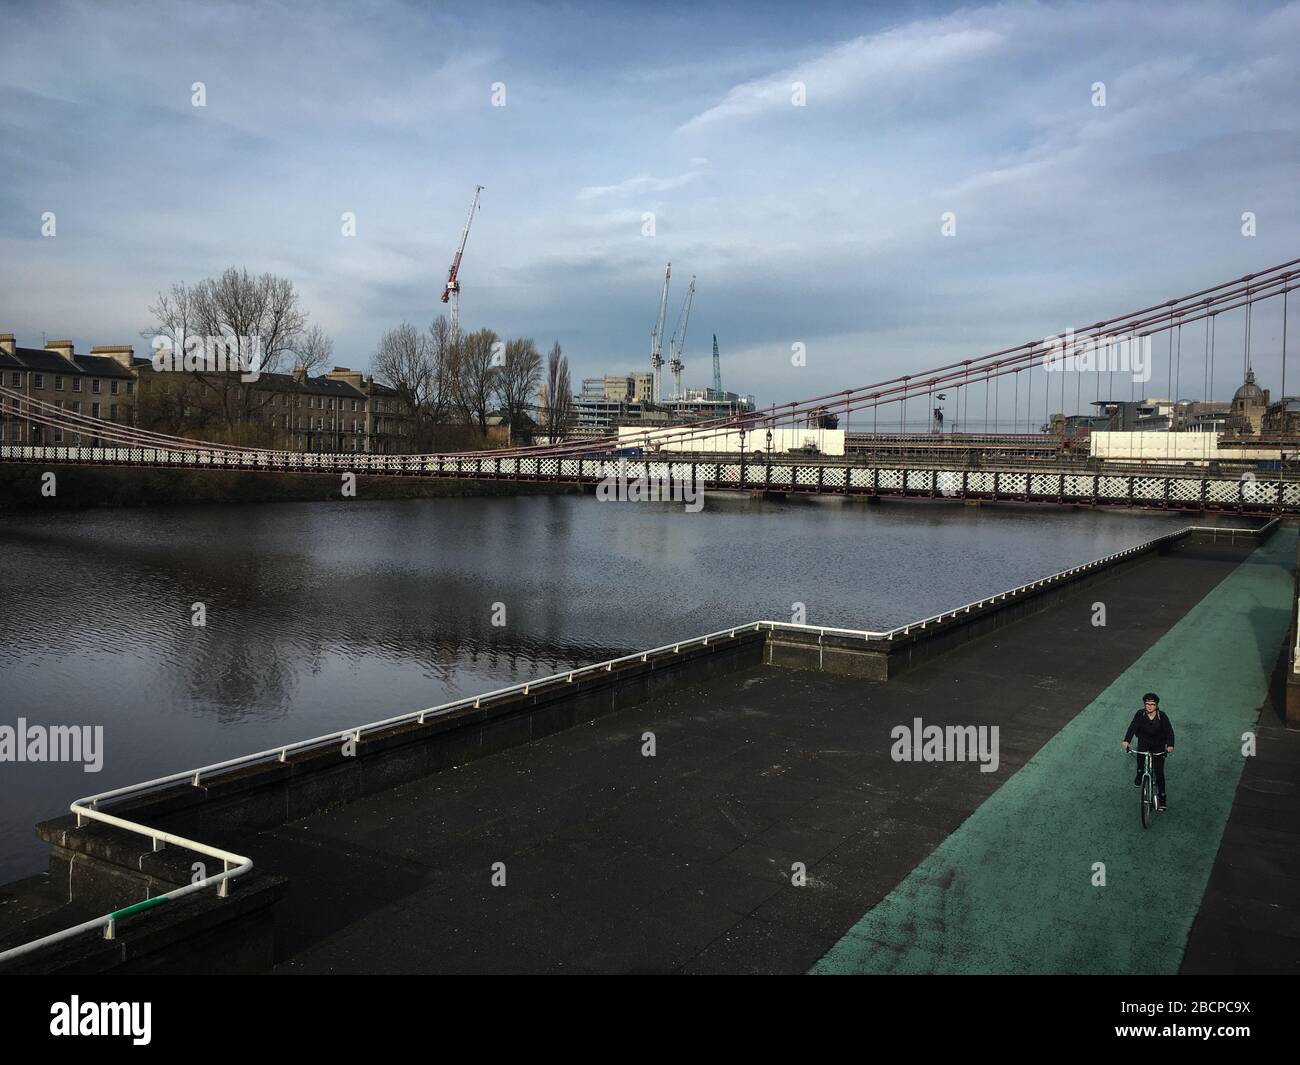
1122 692 1174 811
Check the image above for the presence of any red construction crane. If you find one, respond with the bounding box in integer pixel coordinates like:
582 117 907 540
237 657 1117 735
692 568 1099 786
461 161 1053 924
440 184 484 336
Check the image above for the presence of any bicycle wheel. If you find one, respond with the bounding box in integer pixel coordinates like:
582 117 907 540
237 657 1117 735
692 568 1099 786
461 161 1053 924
1141 774 1153 829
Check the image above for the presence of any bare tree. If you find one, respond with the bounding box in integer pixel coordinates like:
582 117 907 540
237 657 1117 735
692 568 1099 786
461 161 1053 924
374 322 437 452
427 314 457 425
455 328 499 435
144 281 199 366
494 337 542 439
293 324 333 377
543 341 572 442
146 267 314 428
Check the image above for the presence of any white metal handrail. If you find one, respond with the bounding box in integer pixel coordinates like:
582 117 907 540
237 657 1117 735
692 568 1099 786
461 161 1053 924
0 517 1275 965
0 621 767 965
759 522 1271 642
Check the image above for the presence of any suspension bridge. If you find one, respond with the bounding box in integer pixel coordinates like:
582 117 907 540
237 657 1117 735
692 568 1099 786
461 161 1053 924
3 258 1300 514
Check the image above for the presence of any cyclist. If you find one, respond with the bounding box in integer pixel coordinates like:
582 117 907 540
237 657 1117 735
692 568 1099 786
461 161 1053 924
1122 692 1174 811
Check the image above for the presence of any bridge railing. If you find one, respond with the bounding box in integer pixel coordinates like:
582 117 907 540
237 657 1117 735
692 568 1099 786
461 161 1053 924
6 443 1300 514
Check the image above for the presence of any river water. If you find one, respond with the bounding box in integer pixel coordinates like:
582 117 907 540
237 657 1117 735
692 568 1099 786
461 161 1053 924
0 493 1185 880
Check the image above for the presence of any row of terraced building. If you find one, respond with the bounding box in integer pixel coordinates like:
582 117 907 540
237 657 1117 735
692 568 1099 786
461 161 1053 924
0 334 414 453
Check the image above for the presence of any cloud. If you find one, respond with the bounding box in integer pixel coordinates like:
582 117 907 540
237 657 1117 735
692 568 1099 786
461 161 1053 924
680 19 1004 130
577 161 709 200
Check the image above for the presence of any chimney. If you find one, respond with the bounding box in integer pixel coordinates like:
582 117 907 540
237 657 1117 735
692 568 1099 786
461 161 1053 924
0 334 14 355
90 344 136 370
325 366 364 389
292 363 307 384
46 339 75 362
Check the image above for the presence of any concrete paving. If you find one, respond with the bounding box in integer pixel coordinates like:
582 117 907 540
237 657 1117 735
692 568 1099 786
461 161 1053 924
219 537 1293 974
1181 720 1300 973
812 528 1297 974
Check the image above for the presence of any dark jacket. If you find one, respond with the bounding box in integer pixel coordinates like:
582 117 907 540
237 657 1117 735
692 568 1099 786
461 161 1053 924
1125 708 1175 755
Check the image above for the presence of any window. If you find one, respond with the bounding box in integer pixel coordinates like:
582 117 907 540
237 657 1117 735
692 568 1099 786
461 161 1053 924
351 400 358 411
34 374 44 388
125 381 134 395
110 404 119 420
110 380 119 395
92 379 101 394
54 376 64 391
71 401 80 414
92 402 101 418
9 372 19 386
72 377 82 392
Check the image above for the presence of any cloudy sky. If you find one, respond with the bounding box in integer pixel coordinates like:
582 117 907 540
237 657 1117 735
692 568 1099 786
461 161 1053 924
2 0 1299 412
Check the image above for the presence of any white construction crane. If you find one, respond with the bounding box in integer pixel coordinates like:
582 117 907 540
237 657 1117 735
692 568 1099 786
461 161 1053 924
649 263 671 403
440 184 484 337
668 275 696 401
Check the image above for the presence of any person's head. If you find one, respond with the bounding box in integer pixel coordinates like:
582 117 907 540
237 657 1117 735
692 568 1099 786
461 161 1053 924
1143 692 1160 714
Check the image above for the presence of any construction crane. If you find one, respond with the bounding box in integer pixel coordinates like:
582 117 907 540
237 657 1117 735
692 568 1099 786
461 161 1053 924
711 334 722 398
440 184 484 337
649 263 671 403
668 275 696 401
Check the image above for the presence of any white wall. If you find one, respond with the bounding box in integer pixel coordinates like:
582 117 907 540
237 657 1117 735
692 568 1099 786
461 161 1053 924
617 426 846 456
1090 431 1280 461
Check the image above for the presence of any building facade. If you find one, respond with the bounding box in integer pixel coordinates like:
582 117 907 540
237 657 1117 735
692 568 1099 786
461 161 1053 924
0 334 413 453
0 336 138 445
1225 368 1269 435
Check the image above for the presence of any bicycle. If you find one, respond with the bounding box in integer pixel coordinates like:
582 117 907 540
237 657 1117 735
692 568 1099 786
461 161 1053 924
1127 748 1169 829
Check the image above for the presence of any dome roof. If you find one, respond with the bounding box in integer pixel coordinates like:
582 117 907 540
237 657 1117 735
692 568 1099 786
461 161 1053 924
1233 369 1265 403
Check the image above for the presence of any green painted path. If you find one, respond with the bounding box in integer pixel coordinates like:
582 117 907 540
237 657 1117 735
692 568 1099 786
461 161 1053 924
812 530 1297 975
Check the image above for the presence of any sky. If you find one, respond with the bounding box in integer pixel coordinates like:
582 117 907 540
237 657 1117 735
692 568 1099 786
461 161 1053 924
2 0 1300 414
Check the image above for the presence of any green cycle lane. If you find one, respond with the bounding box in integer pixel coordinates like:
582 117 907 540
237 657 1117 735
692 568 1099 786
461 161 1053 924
811 528 1297 975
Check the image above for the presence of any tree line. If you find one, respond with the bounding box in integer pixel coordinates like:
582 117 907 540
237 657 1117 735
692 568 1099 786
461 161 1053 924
374 316 573 452
138 266 573 451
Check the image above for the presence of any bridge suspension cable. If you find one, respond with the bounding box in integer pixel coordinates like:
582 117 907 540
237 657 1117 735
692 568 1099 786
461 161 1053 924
8 258 1300 461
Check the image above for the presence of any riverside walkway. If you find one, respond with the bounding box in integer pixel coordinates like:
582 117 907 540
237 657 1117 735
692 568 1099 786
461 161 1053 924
812 528 1298 974
232 532 1295 974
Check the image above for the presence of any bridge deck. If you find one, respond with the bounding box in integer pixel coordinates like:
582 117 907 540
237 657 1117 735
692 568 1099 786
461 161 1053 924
209 537 1294 974
3 446 1297 515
